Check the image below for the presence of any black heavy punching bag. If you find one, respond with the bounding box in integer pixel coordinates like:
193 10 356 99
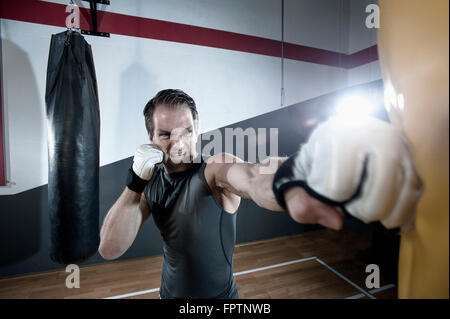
45 31 100 264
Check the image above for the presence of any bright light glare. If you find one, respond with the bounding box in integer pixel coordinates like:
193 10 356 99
334 95 376 122
397 93 405 112
384 82 397 113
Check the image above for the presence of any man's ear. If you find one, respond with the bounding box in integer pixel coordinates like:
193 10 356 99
148 131 153 143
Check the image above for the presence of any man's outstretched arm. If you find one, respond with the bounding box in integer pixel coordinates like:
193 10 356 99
206 153 344 230
207 153 284 211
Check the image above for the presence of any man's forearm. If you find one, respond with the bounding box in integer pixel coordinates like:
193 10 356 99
99 188 143 260
249 157 287 212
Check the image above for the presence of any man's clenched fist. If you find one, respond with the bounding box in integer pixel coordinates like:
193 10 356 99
132 144 164 181
126 144 164 194
273 117 423 233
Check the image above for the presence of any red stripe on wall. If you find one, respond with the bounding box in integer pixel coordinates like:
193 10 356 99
345 45 379 69
0 0 378 69
284 42 344 68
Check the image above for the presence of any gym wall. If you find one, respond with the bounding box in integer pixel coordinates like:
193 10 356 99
347 0 381 86
0 0 380 277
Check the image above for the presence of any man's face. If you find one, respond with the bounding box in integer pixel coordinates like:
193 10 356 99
149 104 198 166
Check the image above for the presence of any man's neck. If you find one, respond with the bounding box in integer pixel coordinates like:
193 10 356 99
163 153 200 175
163 162 192 175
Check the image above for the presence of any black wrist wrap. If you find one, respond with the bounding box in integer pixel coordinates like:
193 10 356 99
126 167 148 194
273 151 352 211
272 152 304 210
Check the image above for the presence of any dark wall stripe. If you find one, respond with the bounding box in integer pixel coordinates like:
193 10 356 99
0 0 378 69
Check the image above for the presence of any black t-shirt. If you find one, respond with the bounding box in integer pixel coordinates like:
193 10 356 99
144 157 238 299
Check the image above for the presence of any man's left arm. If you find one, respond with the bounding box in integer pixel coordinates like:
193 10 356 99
207 153 283 211
207 153 345 230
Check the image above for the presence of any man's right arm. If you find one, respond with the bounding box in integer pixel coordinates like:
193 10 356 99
98 144 163 260
98 188 150 260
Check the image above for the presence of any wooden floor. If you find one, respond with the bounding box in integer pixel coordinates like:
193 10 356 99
0 229 397 299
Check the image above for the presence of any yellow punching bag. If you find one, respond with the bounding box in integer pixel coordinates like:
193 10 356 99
378 0 449 298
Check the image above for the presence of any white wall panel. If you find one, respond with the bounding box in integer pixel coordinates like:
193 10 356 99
284 59 348 108
348 60 381 87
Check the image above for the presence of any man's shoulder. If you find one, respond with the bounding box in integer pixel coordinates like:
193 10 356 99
203 153 233 187
204 153 245 189
203 153 242 208
205 152 241 166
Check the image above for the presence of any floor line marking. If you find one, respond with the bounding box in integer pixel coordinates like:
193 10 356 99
104 256 318 299
104 287 160 299
369 283 396 294
315 258 375 300
346 284 396 299
233 256 317 276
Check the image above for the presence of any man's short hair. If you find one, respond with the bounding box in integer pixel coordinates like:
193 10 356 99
143 89 199 136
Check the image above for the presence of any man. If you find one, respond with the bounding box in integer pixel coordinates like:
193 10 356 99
99 89 421 299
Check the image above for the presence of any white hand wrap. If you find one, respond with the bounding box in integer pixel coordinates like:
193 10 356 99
274 117 423 233
132 144 164 181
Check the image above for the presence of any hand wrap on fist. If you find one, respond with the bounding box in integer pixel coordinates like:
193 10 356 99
126 144 164 194
273 117 423 233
